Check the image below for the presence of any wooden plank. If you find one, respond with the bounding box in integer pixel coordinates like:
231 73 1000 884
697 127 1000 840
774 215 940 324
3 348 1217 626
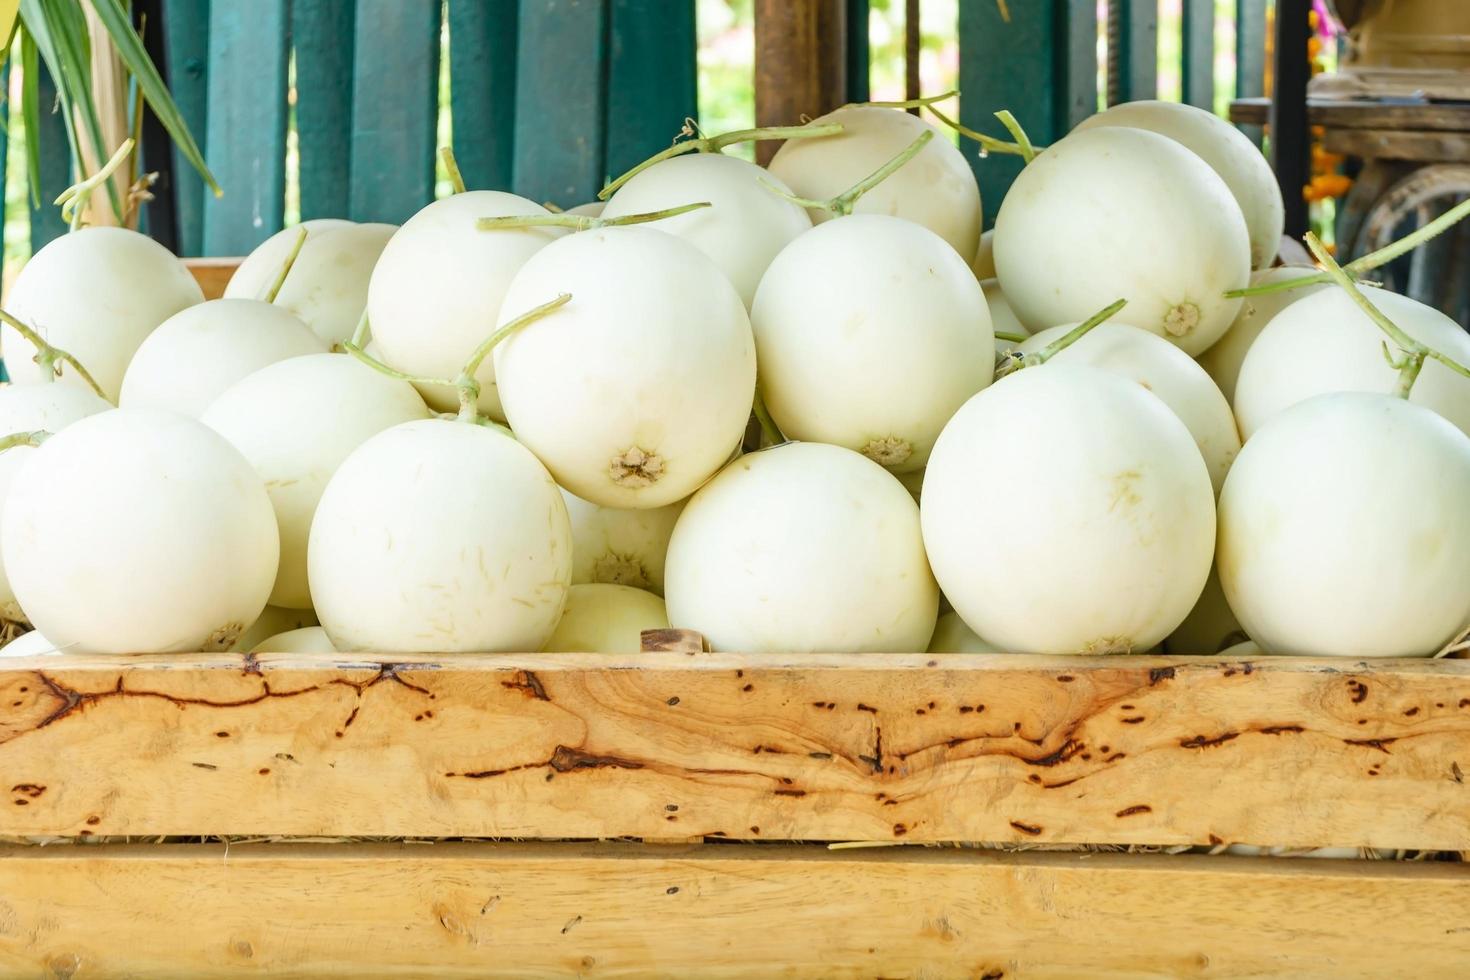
1270 0 1312 239
513 0 608 206
1228 97 1470 131
349 0 439 224
1 842 1467 977
183 256 242 300
29 63 71 254
844 0 869 103
753 0 846 166
604 0 696 184
1323 127 1470 165
293 0 356 221
160 0 209 255
1237 0 1268 144
202 0 288 256
2 653 1468 849
1181 0 1214 110
447 0 517 193
959 1 1096 227
1109 0 1157 104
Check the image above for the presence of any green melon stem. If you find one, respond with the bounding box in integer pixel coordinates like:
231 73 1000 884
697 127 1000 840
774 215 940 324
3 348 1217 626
597 121 845 200
56 138 136 232
452 293 572 422
861 89 959 110
1226 197 1470 299
440 146 468 195
761 130 934 216
0 431 51 454
999 298 1127 377
924 104 1038 160
476 201 711 233
0 308 108 399
263 228 309 304
1303 232 1470 399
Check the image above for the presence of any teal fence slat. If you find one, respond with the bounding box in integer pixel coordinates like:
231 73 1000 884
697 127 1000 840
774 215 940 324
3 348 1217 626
349 0 440 224
1236 0 1268 145
960 0 1094 229
294 0 355 220
1182 0 1215 110
448 0 517 192
30 63 71 253
1110 0 1157 104
161 0 209 256
1059 0 1100 130
604 0 695 182
846 0 870 103
202 0 288 255
513 0 608 208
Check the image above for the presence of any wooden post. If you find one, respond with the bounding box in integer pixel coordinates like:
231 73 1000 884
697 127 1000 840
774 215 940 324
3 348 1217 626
960 0 1097 228
1108 0 1157 105
753 0 847 165
1271 0 1312 240
1181 0 1215 110
845 0 870 102
605 0 698 182
160 0 209 255
449 0 519 194
1236 0 1269 145
293 0 357 220
348 0 440 224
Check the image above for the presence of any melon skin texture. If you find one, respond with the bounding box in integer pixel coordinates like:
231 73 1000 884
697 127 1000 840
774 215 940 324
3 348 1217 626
251 626 336 654
0 385 112 626
768 105 983 261
202 353 432 610
1 227 204 401
1075 99 1285 270
231 606 319 653
982 279 1027 339
562 490 683 596
542 584 669 654
993 126 1250 355
1197 266 1325 405
224 219 355 300
1018 323 1240 495
0 630 63 657
1234 285 1470 440
752 215 992 473
922 364 1216 655
367 192 560 419
308 419 571 653
927 611 1003 653
226 223 396 346
1163 564 1246 655
1218 392 1470 658
119 299 328 417
494 226 756 509
664 443 939 653
2 408 279 654
601 152 811 308
972 229 996 280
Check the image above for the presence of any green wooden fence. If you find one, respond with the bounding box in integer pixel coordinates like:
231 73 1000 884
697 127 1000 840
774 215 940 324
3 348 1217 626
11 0 1273 261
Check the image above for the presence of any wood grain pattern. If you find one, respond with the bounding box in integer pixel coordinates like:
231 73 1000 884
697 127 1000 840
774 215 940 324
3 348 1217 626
1323 127 1470 165
2 653 1467 849
1 841 1466 978
183 256 240 300
604 0 697 182
753 0 847 166
160 0 210 255
1228 97 1470 131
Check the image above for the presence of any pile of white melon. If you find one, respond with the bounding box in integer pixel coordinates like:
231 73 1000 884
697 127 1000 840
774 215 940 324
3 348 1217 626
2 96 1468 661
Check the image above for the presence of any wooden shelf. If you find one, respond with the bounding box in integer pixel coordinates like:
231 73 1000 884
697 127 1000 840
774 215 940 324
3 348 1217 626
1229 95 1470 131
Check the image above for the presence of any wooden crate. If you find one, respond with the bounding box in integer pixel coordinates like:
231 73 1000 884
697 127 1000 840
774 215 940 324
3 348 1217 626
2 646 1467 976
